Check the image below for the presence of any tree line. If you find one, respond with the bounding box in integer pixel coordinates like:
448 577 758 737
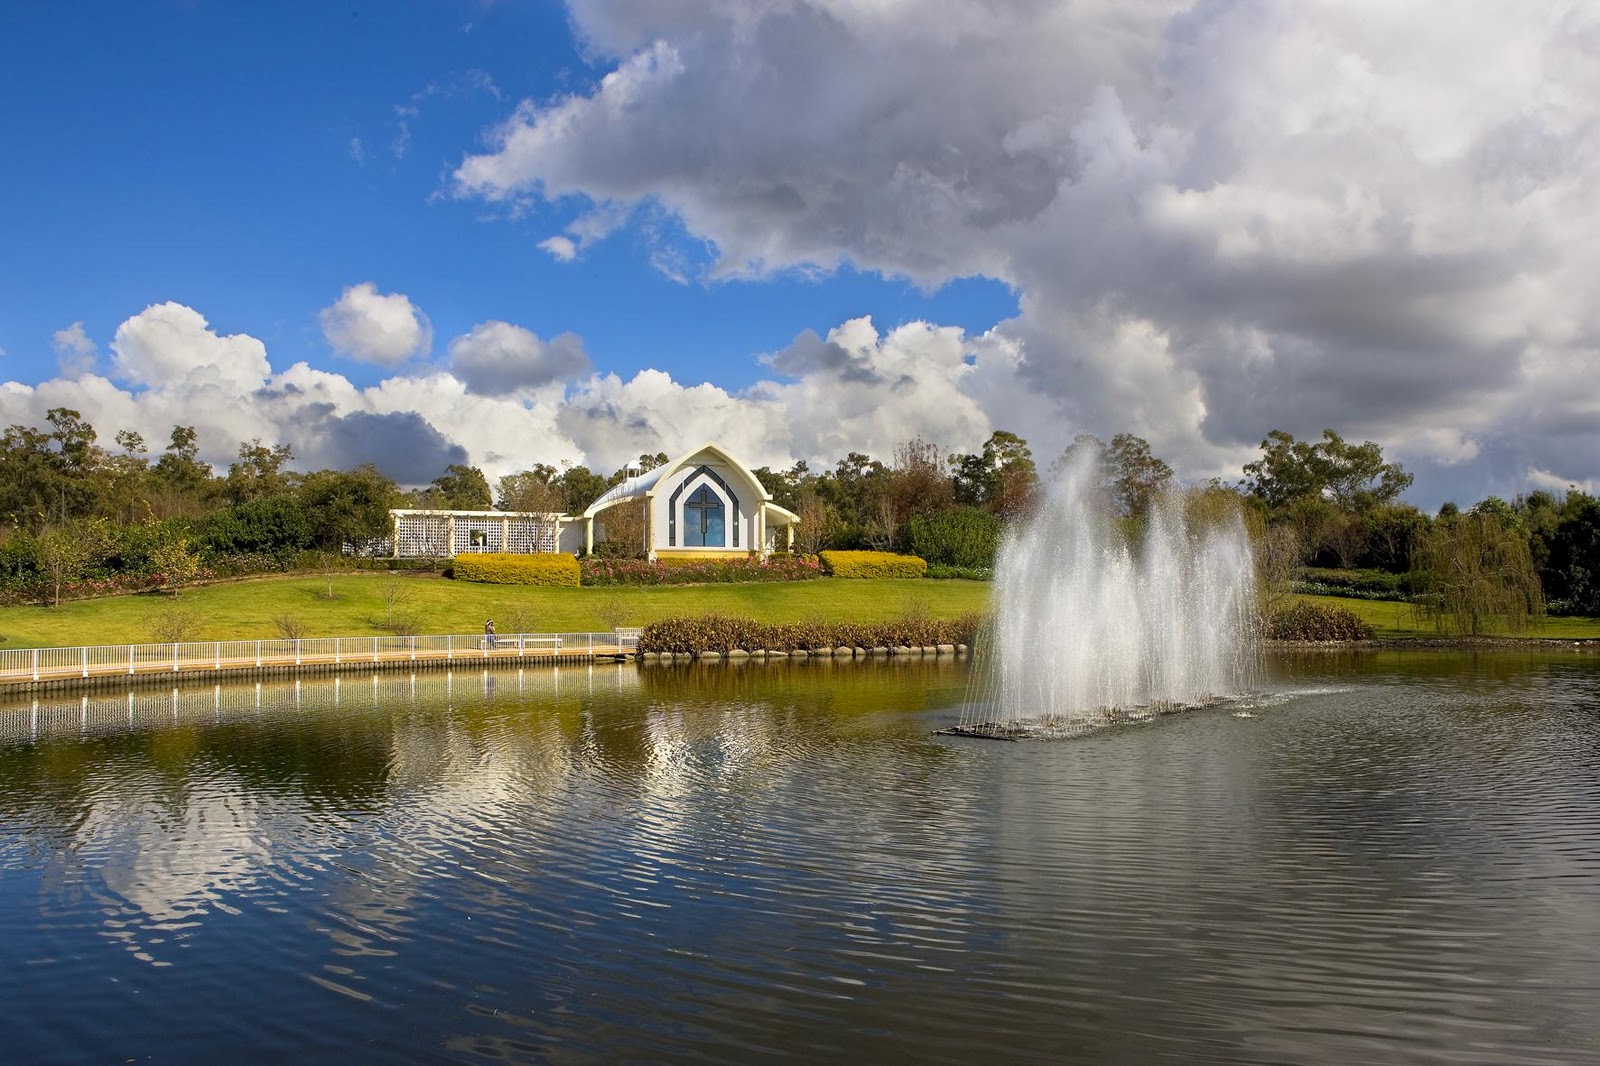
1 409 1596 624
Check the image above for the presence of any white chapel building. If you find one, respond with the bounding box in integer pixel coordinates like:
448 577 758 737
387 442 800 561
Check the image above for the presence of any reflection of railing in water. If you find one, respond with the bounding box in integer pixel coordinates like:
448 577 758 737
0 663 643 744
0 630 642 691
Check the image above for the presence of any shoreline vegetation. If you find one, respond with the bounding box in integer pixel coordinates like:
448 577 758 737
0 571 1596 652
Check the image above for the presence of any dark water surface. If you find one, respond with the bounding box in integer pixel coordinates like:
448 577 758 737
2 651 1598 1064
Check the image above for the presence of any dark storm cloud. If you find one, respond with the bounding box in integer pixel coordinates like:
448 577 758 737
291 410 468 485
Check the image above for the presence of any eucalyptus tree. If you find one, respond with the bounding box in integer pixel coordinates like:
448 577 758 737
423 464 492 510
496 465 563 513
950 430 1038 521
226 439 295 505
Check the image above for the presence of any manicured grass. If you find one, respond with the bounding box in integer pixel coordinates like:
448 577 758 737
0 573 993 649
1294 593 1600 640
4 577 1592 650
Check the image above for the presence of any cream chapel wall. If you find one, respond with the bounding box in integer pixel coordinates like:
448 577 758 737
650 458 758 553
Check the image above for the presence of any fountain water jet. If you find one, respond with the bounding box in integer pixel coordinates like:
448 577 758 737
953 447 1258 738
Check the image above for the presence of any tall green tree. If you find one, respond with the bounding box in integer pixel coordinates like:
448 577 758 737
815 451 890 548
551 464 608 514
1055 433 1174 519
1542 492 1600 615
226 439 295 505
1105 433 1174 521
951 430 1038 520
1243 428 1412 512
0 423 58 527
151 425 218 515
425 464 492 510
106 429 153 523
496 465 562 512
888 437 954 531
297 465 401 552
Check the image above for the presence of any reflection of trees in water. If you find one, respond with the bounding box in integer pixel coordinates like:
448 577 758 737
0 660 983 975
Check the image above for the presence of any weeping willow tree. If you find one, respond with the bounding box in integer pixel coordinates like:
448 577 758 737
1411 508 1544 635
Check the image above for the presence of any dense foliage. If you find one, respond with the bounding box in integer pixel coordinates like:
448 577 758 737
1264 601 1375 641
637 612 983 655
2 406 1597 628
904 507 1001 570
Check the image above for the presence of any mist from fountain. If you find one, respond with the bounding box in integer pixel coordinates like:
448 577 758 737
960 447 1259 737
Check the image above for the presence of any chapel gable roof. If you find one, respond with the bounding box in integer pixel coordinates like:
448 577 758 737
582 441 772 517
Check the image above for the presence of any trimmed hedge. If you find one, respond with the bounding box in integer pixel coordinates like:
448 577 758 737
1265 601 1374 641
452 552 580 587
638 613 983 655
582 555 823 586
819 550 927 579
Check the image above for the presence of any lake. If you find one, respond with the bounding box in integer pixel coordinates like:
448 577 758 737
2 651 1597 1064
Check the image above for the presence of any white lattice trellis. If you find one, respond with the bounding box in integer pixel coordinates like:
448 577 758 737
389 511 560 558
395 514 452 557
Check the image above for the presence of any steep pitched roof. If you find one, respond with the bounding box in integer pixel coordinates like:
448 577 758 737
582 441 773 518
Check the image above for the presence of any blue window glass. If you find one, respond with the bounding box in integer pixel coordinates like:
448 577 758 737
683 486 725 547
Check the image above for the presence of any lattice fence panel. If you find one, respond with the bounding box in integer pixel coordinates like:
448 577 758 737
395 514 452 558
455 517 503 554
505 517 557 553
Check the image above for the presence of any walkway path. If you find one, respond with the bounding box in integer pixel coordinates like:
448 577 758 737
0 631 639 692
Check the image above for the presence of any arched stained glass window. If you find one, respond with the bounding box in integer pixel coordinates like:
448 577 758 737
683 485 725 547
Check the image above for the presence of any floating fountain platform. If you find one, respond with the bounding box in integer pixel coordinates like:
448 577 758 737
938 696 1239 740
954 443 1259 740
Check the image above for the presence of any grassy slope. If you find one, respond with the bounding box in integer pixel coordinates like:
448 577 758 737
2 576 1593 650
1295 593 1600 640
0 574 992 649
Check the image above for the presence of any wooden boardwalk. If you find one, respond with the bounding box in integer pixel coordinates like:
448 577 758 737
0 632 638 693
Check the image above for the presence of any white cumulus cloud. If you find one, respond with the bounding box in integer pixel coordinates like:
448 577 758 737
448 320 591 395
111 302 272 394
319 282 433 366
52 322 98 379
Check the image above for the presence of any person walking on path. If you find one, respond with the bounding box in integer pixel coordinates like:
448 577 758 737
485 619 497 649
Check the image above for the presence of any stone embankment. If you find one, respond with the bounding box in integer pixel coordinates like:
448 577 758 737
641 644 968 663
1267 637 1599 650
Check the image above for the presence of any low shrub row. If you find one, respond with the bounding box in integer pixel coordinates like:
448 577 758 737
1265 601 1375 641
581 555 823 586
452 552 581 586
926 565 992 580
819 550 927 578
637 612 984 654
1295 567 1414 598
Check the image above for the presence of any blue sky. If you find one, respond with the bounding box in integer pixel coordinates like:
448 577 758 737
1 2 1595 507
0 2 1013 391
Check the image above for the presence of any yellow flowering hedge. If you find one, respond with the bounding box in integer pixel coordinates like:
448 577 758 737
818 550 927 579
452 552 581 587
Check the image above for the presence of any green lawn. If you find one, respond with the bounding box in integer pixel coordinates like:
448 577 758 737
3 577 1593 650
0 574 993 649
1295 593 1600 640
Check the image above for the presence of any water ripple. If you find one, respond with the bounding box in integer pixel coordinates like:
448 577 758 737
0 655 1598 1063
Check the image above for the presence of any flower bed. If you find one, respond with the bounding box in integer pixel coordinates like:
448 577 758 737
638 612 982 654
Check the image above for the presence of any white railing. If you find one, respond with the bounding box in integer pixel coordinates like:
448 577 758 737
0 629 641 684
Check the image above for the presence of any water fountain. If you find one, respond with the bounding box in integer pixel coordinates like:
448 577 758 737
948 446 1259 738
